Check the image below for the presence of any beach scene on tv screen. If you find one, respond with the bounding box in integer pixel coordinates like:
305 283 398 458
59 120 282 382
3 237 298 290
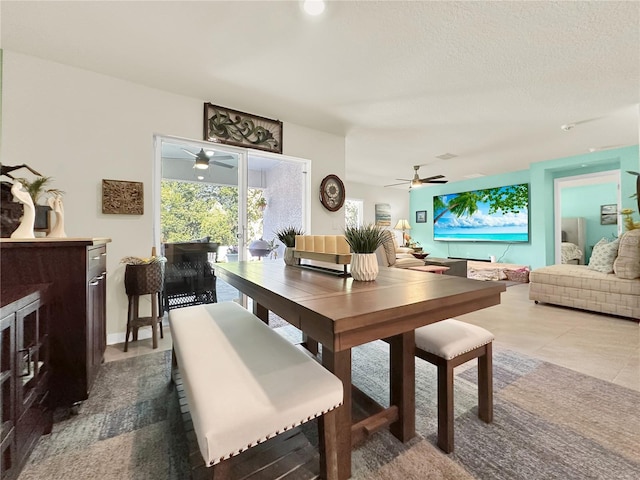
433 183 529 242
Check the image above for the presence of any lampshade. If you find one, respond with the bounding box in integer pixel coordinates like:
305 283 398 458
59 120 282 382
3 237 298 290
394 219 411 231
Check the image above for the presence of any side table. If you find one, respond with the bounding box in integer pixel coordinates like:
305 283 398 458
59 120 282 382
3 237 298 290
423 257 468 278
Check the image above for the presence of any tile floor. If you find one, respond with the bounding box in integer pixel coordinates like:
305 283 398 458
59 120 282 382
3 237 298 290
105 282 639 391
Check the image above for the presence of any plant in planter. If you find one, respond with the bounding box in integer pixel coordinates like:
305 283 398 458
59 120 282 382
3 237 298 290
14 175 64 230
256 196 267 212
344 224 385 281
275 226 304 265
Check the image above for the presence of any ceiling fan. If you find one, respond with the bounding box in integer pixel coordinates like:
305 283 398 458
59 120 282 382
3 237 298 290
384 165 448 188
181 148 236 170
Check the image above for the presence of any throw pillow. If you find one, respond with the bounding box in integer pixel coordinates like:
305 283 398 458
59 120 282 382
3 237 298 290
613 230 640 279
588 237 620 274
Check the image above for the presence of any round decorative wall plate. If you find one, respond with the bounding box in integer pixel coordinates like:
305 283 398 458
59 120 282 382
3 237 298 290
319 174 345 212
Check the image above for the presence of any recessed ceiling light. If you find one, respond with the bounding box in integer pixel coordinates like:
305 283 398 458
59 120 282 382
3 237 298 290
303 0 325 16
436 153 458 160
205 150 214 157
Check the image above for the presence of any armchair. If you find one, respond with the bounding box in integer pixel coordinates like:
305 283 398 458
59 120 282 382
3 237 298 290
375 230 425 268
161 241 218 311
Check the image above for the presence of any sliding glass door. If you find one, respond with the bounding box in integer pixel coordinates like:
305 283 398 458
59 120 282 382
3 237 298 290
153 135 309 305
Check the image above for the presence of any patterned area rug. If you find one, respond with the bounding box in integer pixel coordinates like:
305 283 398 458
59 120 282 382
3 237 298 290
18 328 640 480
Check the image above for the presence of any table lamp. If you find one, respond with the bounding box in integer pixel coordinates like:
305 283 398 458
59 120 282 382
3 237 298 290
394 219 411 246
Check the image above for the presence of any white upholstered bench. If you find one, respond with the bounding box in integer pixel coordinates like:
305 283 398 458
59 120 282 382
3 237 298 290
169 302 344 479
415 319 494 453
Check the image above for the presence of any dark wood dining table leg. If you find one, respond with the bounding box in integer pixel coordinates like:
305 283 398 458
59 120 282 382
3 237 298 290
388 330 416 442
252 302 269 325
302 335 319 355
322 346 352 480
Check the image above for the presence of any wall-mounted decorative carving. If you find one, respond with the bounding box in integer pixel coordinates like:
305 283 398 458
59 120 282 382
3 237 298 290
102 179 144 215
203 103 283 154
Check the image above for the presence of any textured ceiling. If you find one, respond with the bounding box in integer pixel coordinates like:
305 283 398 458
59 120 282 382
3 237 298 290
2 1 639 187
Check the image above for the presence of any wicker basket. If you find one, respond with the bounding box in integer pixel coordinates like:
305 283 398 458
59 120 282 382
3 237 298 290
124 262 165 295
504 268 530 283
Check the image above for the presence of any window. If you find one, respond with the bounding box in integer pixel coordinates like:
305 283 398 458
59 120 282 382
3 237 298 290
345 198 363 227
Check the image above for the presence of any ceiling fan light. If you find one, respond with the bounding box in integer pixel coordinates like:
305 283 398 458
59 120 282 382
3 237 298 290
194 157 209 169
411 178 422 187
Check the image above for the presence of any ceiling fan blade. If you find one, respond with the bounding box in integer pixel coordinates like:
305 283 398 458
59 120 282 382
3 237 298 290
212 160 235 169
181 148 198 158
384 181 409 187
425 180 448 184
420 174 445 182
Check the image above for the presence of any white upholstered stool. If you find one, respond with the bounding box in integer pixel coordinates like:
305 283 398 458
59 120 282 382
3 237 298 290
415 318 494 453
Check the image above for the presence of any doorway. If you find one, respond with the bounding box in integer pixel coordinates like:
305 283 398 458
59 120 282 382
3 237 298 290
553 170 621 264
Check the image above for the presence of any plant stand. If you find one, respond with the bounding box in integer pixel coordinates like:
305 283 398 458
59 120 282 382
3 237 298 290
124 262 164 352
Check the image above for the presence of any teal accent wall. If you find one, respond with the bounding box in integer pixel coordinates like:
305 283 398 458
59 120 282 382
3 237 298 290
561 182 618 263
409 145 639 269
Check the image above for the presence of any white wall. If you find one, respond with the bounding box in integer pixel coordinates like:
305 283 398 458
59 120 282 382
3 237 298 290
1 51 345 340
285 123 346 234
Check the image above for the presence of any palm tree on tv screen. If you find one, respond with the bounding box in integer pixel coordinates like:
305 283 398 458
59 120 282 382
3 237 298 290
434 184 528 223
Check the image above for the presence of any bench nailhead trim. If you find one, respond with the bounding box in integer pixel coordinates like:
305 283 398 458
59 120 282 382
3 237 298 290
207 402 343 467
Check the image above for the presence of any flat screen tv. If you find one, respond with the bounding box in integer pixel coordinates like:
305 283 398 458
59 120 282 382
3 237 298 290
433 183 529 242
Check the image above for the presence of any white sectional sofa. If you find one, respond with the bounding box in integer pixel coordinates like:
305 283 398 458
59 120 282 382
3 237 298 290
529 229 640 320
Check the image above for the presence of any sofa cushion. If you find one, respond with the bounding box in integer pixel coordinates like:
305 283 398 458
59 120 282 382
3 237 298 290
394 256 426 268
613 230 640 280
588 237 619 274
530 264 639 296
379 230 397 266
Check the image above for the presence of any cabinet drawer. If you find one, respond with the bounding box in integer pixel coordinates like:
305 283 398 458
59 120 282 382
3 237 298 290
87 246 107 278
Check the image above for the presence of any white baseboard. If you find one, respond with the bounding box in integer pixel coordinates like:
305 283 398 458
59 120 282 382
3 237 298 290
107 319 168 345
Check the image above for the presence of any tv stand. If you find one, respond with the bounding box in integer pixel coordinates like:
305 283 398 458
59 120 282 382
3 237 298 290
448 256 490 263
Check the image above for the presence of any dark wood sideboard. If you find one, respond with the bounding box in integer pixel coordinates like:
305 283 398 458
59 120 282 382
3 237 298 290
0 284 52 480
0 238 110 409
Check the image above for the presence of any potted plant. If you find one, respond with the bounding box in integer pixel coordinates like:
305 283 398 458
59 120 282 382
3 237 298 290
256 196 267 212
344 224 385 281
275 226 304 265
14 175 64 230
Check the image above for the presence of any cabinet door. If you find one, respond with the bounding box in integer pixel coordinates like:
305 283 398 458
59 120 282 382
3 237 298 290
87 272 106 392
14 298 50 470
15 300 47 417
0 314 15 479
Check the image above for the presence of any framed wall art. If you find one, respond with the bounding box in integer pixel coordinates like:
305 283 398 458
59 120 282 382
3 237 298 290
416 210 427 223
375 203 391 226
102 179 144 215
203 103 283 154
600 204 617 225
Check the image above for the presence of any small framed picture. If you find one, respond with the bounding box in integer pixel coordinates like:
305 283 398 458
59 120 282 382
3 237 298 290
416 210 427 223
600 204 617 225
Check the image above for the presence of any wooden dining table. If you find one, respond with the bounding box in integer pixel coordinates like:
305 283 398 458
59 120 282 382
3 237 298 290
214 261 505 480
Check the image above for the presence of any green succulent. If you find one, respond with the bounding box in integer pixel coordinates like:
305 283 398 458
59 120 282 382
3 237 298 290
274 226 305 247
344 224 385 254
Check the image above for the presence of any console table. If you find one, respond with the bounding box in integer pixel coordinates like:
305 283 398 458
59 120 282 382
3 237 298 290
423 257 467 277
